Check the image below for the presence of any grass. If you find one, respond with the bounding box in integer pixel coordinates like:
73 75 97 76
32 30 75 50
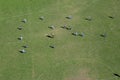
0 0 120 80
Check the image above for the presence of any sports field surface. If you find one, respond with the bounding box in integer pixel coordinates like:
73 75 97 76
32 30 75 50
0 0 120 80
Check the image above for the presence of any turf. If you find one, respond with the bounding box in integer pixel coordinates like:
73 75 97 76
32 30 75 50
0 0 120 80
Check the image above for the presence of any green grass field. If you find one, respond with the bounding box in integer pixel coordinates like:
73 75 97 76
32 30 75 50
0 0 120 80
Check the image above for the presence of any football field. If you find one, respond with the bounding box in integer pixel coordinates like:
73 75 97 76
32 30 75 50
0 0 120 80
